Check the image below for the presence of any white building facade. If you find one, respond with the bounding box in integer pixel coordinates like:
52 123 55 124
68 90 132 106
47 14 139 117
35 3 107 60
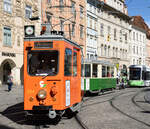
130 25 147 65
86 0 98 60
86 0 131 77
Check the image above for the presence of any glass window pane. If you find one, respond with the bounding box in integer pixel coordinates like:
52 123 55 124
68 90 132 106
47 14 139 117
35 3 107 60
28 51 58 76
73 52 77 76
85 64 91 77
102 66 106 77
3 27 11 46
64 48 72 76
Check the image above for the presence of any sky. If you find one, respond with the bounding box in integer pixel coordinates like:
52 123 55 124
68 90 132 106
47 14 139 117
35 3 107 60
125 0 150 27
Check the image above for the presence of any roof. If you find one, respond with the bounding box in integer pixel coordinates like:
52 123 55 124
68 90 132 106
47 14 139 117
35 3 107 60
131 16 150 39
24 34 82 49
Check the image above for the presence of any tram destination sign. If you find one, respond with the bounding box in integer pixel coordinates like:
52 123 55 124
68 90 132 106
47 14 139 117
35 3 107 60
2 52 16 57
34 41 53 48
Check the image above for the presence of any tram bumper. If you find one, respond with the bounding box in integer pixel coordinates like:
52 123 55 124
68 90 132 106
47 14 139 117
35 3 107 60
32 105 52 110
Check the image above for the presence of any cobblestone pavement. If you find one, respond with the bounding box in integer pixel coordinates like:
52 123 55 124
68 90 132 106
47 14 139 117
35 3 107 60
0 85 150 129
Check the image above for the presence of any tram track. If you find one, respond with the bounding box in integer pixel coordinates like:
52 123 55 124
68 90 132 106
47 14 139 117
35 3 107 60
74 89 135 129
131 88 150 111
75 114 89 129
110 88 150 128
1 88 150 129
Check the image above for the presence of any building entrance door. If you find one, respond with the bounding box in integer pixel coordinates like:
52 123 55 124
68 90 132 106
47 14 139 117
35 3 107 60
3 62 11 84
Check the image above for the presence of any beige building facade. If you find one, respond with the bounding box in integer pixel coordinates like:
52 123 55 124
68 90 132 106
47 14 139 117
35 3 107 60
0 0 41 86
41 0 86 54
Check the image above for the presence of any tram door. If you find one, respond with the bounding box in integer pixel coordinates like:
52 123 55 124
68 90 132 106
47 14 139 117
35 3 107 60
64 47 81 106
3 62 11 84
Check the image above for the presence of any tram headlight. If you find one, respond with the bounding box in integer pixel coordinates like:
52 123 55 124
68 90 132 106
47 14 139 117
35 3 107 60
37 89 47 100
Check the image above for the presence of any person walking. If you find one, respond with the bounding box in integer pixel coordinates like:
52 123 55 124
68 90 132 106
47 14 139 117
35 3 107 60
7 72 13 92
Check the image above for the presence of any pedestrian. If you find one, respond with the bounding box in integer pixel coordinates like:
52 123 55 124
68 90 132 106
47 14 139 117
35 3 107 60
7 72 13 92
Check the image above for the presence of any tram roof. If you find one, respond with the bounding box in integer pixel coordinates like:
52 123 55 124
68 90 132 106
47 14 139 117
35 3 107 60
129 65 146 68
82 59 114 66
24 35 81 49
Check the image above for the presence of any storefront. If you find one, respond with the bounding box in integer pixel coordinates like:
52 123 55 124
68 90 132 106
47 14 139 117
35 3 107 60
0 52 23 86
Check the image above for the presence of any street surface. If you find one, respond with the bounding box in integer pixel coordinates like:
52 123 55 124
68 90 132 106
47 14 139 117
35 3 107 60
0 85 150 129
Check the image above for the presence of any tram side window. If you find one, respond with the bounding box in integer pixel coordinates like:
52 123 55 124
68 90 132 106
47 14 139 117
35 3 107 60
145 71 150 80
64 48 72 76
111 67 114 77
102 66 106 77
73 52 77 76
92 64 97 77
85 64 91 77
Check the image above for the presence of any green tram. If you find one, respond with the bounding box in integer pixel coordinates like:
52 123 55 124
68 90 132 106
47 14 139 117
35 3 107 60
81 59 117 94
129 65 150 87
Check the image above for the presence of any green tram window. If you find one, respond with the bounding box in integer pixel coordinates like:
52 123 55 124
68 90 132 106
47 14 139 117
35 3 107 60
64 48 72 76
92 64 97 77
73 52 77 76
102 66 106 77
85 64 91 77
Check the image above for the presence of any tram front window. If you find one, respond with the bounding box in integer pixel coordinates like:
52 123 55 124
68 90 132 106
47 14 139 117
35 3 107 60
28 51 58 76
129 68 141 80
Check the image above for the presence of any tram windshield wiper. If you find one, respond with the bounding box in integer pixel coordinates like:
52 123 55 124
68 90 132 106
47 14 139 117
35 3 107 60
42 71 56 79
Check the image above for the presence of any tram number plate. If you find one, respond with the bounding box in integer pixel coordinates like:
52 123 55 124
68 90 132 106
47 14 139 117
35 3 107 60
34 42 53 48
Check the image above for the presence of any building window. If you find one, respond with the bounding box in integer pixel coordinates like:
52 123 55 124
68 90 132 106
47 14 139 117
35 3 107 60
3 27 11 46
94 19 97 30
46 14 52 23
120 30 122 42
120 49 122 58
47 0 51 3
59 0 64 10
17 36 20 46
108 46 110 57
100 23 104 36
108 26 111 35
59 0 63 6
101 44 103 56
80 25 84 38
60 19 64 31
104 45 107 56
4 0 12 13
133 59 135 65
136 33 138 41
116 48 118 57
72 22 75 36
133 46 135 54
133 32 135 40
80 5 84 18
114 28 117 40
125 33 127 42
71 1 76 18
25 5 32 18
90 17 92 28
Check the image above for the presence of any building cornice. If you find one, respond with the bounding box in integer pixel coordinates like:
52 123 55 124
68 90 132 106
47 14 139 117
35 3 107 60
87 0 131 21
132 25 147 34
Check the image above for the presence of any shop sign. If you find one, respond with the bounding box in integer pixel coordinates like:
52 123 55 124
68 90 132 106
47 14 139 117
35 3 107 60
2 52 16 57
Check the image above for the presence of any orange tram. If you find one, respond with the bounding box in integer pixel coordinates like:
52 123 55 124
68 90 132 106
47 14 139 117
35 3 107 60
24 25 82 120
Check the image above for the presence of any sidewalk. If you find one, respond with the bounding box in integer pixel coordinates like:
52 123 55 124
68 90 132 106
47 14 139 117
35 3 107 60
0 84 23 112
